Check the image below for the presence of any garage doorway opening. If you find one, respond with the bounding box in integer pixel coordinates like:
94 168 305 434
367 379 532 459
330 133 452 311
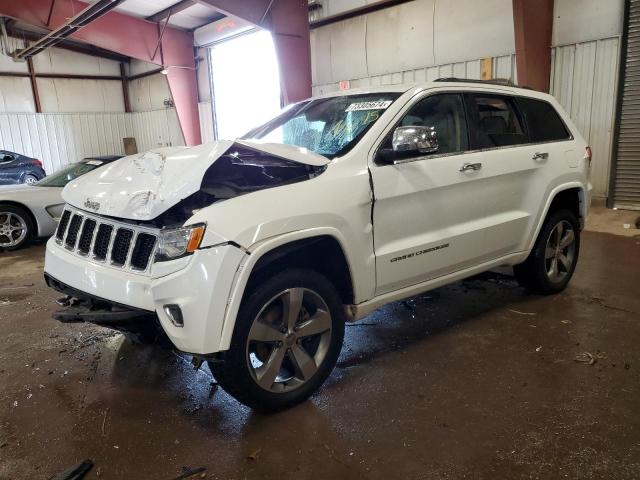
209 29 281 140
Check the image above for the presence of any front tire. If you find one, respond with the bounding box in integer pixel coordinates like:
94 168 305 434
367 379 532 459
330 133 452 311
0 205 33 250
514 209 580 294
209 269 345 412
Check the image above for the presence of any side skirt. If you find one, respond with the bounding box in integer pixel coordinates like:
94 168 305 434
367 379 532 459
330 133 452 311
347 251 528 321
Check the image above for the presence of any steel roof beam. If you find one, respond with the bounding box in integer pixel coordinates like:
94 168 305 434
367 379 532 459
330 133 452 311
0 0 202 145
14 0 126 59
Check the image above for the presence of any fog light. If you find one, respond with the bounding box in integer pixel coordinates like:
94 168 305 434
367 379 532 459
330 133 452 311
163 304 183 327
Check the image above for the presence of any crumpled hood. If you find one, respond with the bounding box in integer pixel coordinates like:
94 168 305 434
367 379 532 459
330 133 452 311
62 139 329 221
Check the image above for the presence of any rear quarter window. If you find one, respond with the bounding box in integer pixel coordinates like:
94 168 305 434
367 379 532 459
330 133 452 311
468 94 528 148
517 97 571 143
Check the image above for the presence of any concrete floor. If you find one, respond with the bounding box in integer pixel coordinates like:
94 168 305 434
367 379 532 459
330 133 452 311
1 212 639 479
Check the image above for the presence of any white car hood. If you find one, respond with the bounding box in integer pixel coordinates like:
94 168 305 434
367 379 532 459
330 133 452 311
0 184 32 194
0 184 58 199
62 140 329 221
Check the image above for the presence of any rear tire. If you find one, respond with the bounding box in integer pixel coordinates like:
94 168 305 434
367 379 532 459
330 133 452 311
514 209 580 294
0 205 33 250
23 174 38 185
209 269 345 412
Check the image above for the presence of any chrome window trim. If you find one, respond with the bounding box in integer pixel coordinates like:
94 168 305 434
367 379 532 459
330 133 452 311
372 89 576 167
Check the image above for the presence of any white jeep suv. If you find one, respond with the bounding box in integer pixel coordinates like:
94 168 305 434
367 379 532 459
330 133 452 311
45 80 591 411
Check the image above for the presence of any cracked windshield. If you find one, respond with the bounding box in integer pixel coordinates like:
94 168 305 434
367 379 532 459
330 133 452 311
245 93 401 158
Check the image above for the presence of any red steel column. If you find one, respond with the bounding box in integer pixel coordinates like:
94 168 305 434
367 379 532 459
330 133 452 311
268 0 313 104
512 0 554 92
0 0 202 145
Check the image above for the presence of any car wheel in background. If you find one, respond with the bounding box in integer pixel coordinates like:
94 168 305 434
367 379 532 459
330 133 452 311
23 174 39 185
209 269 345 412
0 205 33 250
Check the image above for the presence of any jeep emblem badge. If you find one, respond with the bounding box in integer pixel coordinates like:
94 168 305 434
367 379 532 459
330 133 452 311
84 199 100 211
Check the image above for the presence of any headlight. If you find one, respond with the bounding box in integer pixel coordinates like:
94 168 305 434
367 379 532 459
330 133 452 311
155 224 206 262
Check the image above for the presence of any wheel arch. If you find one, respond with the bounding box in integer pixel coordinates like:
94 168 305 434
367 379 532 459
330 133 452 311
218 228 356 352
527 183 587 254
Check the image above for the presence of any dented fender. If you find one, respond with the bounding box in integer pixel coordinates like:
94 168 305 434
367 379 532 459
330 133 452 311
216 227 357 353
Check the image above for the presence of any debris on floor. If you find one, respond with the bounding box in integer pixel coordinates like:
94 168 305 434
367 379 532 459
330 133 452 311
53 459 94 480
170 466 207 479
101 408 109 436
247 448 262 462
574 351 607 366
509 309 536 316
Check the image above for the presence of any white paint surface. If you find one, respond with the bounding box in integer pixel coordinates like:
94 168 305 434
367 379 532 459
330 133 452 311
32 48 120 76
0 77 36 113
36 78 125 113
310 0 515 87
552 0 624 47
129 73 173 111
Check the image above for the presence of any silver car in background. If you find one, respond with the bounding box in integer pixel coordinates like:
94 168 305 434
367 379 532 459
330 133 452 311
0 156 122 250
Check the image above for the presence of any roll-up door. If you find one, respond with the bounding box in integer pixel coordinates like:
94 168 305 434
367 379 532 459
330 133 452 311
613 0 640 209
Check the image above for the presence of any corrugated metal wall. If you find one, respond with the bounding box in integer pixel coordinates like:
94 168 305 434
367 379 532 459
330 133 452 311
312 54 517 96
0 109 184 174
550 37 620 199
130 109 184 152
310 0 516 89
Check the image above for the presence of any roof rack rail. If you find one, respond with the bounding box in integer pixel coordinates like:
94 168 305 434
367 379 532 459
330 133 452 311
433 77 517 87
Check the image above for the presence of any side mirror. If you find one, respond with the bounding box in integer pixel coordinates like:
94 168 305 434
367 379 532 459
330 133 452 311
392 125 439 154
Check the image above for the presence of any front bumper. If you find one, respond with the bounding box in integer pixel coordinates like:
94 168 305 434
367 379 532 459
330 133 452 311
45 273 169 345
44 237 248 354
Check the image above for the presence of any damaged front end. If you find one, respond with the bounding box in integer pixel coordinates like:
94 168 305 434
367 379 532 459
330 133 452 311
151 143 327 227
47 140 329 352
63 140 329 225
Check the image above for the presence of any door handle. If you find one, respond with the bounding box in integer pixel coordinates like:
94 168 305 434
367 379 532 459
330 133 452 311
532 152 549 161
460 162 482 172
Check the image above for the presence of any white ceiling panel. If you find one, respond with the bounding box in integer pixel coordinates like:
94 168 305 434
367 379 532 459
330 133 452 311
167 3 223 29
85 0 223 29
115 0 178 18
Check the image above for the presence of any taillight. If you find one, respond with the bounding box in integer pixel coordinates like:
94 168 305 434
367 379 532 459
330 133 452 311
33 159 43 168
585 147 592 167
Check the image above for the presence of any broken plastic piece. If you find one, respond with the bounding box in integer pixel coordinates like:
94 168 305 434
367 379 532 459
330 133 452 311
53 459 94 480
191 356 204 370
56 295 72 307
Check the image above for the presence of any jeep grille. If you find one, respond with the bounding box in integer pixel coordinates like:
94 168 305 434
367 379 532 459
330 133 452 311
56 206 158 274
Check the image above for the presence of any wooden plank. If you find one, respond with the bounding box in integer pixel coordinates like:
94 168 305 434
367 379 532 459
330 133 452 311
480 58 493 80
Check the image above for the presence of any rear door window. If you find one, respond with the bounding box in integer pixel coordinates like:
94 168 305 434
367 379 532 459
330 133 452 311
517 97 571 142
467 94 528 149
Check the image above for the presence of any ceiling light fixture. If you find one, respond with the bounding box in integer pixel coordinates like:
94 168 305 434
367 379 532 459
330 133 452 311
159 65 196 75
